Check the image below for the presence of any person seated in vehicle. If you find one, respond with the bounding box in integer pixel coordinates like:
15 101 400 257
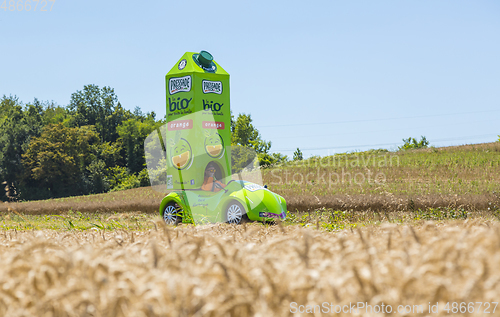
201 163 226 192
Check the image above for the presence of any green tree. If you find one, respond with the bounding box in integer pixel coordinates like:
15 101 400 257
69 84 128 143
258 152 288 167
0 97 24 200
41 100 71 126
231 145 258 173
86 159 108 193
398 136 429 151
117 115 161 174
231 113 271 154
0 95 19 115
91 141 122 168
230 111 235 135
0 96 43 200
21 123 100 199
0 88 166 199
293 148 303 161
23 100 45 140
230 113 289 167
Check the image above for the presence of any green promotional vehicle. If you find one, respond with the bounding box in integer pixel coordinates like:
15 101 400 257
152 50 288 225
159 180 287 225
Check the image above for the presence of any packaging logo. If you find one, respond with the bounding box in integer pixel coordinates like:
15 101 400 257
169 76 191 95
178 59 187 70
202 100 224 112
202 80 222 94
169 97 192 113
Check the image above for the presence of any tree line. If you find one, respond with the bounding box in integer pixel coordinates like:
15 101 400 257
0 84 286 201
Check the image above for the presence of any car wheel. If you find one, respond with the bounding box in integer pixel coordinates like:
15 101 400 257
225 201 248 224
163 202 182 225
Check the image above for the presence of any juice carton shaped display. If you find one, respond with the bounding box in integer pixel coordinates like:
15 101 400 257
165 51 231 190
148 50 287 225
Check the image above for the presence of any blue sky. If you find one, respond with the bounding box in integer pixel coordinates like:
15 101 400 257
2 0 499 157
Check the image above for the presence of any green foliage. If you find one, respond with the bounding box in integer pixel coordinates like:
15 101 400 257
231 113 271 154
258 152 288 168
0 86 165 201
0 211 158 231
21 124 100 199
87 159 109 194
0 97 25 196
92 141 122 168
138 169 151 187
231 145 257 173
257 153 274 168
104 166 150 192
399 136 429 151
231 113 289 167
285 208 357 232
105 166 129 191
22 100 44 141
148 167 166 188
0 84 154 200
111 174 140 192
412 207 468 220
117 116 160 174
293 148 303 161
69 84 128 143
0 96 44 201
42 101 70 125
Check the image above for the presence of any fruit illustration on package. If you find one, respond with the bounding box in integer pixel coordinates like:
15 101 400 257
204 130 224 158
169 138 192 170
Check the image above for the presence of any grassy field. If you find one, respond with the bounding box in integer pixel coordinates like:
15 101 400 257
264 142 500 212
0 187 165 215
0 206 497 231
0 211 158 231
0 221 499 316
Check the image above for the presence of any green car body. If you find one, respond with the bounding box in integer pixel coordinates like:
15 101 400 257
159 180 287 224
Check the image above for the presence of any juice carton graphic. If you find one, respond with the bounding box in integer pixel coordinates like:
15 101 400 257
165 51 231 190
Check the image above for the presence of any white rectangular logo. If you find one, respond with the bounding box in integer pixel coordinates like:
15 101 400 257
166 175 173 189
169 76 191 95
202 80 222 94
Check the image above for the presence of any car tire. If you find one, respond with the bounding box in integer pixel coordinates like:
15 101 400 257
225 201 249 224
163 202 182 225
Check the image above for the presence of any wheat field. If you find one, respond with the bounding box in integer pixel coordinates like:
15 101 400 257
0 220 498 316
